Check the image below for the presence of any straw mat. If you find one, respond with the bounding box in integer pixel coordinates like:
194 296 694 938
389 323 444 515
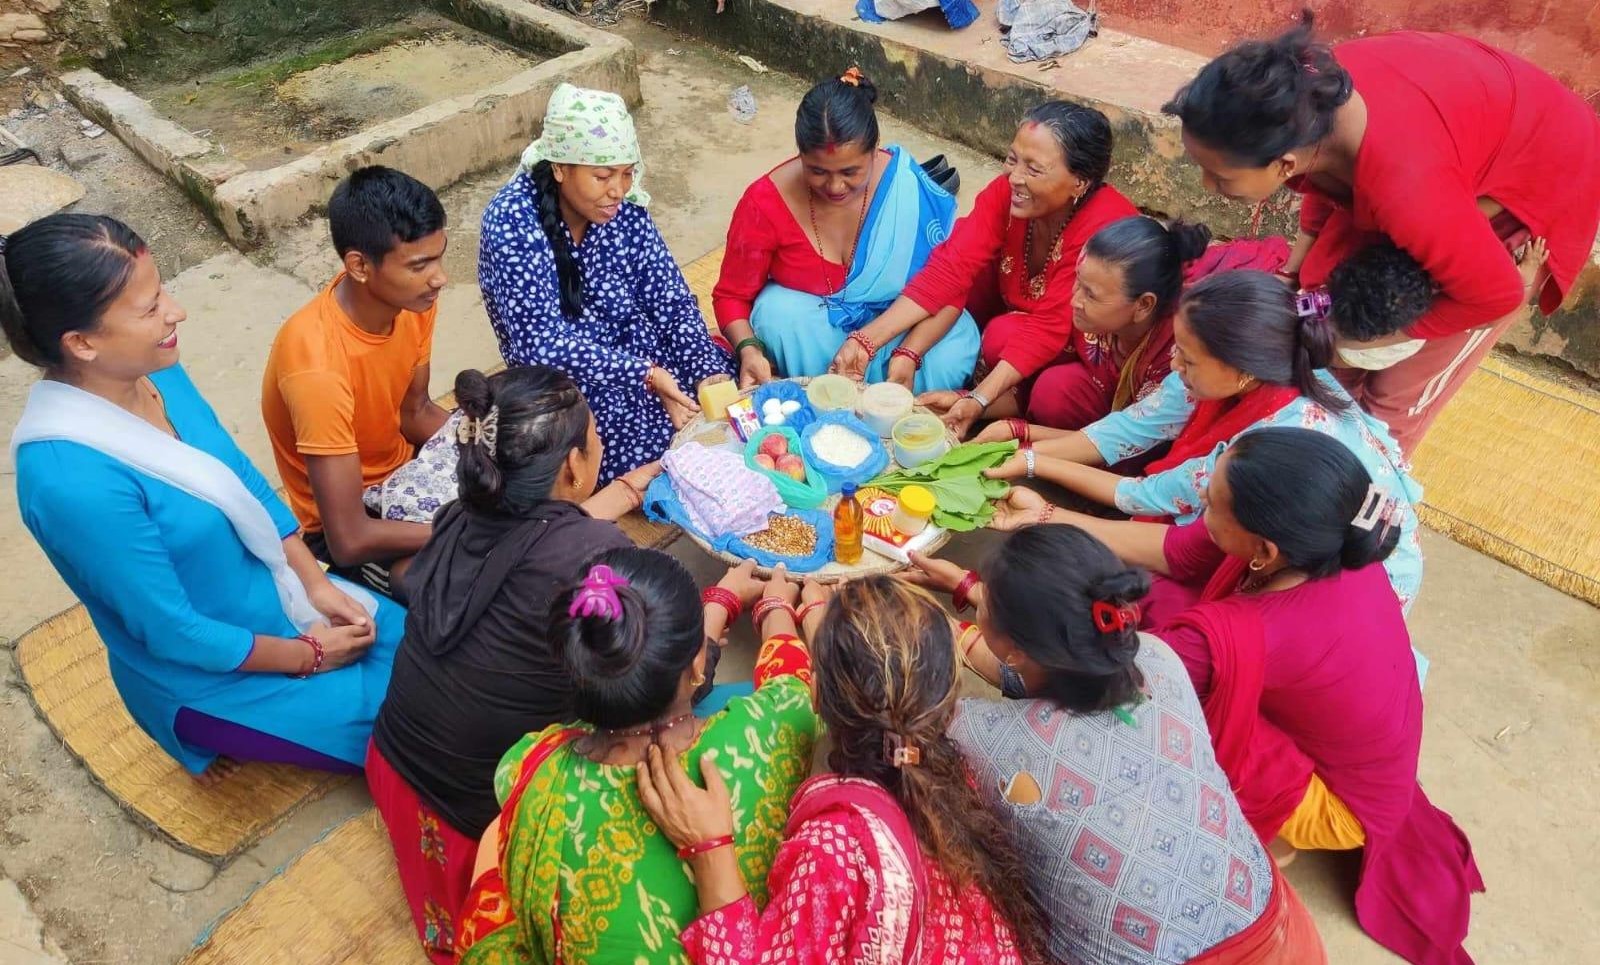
13 607 345 861
1410 354 1600 607
683 246 724 329
182 809 425 965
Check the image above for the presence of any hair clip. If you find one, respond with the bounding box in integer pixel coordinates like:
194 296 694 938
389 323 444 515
1294 288 1333 323
1350 483 1392 532
1091 600 1141 634
884 732 922 769
568 564 628 621
455 405 501 457
0 234 8 256
840 66 863 87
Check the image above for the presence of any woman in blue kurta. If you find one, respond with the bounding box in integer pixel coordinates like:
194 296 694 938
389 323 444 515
479 83 732 484
6 214 403 778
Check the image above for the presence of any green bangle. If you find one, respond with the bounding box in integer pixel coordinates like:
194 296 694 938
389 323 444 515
734 336 768 358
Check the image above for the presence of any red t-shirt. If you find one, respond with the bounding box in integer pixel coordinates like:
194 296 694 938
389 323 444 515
1293 31 1600 338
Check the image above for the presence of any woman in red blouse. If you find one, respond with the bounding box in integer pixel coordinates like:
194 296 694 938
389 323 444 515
1163 11 1600 454
712 70 980 392
838 102 1140 439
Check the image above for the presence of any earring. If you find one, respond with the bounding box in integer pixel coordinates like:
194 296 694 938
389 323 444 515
691 673 706 687
1248 559 1266 572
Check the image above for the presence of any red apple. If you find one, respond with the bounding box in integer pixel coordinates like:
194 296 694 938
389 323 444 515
759 433 789 459
754 453 777 471
785 465 807 482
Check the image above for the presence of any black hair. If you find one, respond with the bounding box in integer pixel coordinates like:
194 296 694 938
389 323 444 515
0 213 147 369
1326 241 1435 341
1083 216 1212 319
528 160 584 318
1021 101 1114 194
327 165 447 264
453 365 592 516
1179 270 1347 409
795 70 880 155
549 547 705 730
981 525 1149 714
1225 426 1401 578
1162 10 1353 167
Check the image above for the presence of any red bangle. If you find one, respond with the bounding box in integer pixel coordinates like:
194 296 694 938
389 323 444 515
677 834 735 860
1006 418 1030 445
291 634 324 678
796 600 826 623
1038 504 1056 526
890 346 924 369
952 571 982 613
848 330 878 359
752 596 797 630
701 586 743 624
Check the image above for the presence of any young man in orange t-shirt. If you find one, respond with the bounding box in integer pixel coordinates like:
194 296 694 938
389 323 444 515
262 166 451 601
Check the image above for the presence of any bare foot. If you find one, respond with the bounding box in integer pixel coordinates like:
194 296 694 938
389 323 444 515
1268 837 1299 869
192 756 242 787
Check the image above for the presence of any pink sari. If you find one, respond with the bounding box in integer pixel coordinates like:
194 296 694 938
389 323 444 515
1167 595 1484 965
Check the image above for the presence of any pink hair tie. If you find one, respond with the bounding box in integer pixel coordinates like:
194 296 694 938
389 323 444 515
569 564 629 621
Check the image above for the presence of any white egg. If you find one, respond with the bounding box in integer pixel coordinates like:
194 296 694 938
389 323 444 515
780 400 802 415
763 413 785 426
762 399 782 415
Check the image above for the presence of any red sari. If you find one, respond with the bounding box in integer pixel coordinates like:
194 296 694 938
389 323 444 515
1157 545 1485 965
679 775 1023 965
902 175 1138 381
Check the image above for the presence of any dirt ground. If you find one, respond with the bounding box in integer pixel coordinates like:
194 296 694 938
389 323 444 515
0 14 1597 965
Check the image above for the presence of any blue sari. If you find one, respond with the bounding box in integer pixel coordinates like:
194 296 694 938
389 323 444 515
750 146 980 393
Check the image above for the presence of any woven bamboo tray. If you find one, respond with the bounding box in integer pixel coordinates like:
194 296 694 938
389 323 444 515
666 379 957 583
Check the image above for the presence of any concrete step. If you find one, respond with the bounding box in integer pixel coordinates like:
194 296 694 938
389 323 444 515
647 0 1600 381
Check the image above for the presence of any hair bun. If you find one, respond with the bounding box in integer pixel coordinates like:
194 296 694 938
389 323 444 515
453 368 494 420
1167 220 1213 263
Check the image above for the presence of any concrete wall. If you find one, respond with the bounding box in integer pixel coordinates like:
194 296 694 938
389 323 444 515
1099 0 1600 98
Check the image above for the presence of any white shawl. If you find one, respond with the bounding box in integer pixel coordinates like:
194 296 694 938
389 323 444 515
11 378 377 629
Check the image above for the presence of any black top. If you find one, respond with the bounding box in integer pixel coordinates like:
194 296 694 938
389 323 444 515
372 499 631 837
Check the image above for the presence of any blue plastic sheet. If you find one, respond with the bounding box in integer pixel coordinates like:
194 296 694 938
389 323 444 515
801 411 890 494
644 473 837 573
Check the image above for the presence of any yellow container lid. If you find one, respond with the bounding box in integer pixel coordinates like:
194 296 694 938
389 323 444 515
898 484 936 516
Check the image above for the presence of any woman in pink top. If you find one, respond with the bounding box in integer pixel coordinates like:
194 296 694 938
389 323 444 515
1162 12 1600 453
635 576 1039 965
993 427 1482 964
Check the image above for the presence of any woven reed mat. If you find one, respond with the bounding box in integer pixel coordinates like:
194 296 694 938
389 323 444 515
683 246 724 329
1410 355 1600 607
13 607 345 861
183 809 425 965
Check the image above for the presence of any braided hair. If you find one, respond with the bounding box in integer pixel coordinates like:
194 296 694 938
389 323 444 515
453 365 592 516
528 160 585 318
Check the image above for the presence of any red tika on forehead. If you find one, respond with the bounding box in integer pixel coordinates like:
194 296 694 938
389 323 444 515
824 141 838 154
1023 120 1042 132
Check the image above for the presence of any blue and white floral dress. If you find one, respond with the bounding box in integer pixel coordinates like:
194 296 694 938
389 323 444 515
478 171 733 483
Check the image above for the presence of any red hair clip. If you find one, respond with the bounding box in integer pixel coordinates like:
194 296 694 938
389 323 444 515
1091 601 1141 634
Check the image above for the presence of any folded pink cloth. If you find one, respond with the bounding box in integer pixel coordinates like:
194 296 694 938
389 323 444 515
662 443 784 538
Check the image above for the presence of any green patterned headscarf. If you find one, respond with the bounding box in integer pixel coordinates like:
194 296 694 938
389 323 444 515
519 83 649 206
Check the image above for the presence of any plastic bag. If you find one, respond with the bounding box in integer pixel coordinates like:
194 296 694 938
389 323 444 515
643 474 836 572
800 410 889 494
743 426 829 509
751 381 817 433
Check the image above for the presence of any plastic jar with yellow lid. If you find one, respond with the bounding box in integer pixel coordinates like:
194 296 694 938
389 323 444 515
890 485 936 536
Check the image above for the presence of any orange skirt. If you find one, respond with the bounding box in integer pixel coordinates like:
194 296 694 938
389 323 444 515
1188 864 1326 964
